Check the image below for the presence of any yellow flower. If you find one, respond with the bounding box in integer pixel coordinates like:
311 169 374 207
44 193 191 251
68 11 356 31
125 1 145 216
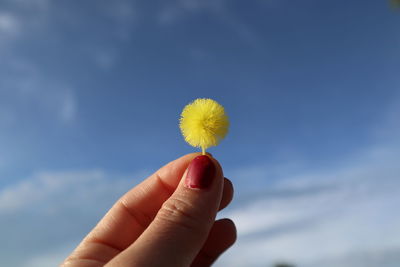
179 98 229 154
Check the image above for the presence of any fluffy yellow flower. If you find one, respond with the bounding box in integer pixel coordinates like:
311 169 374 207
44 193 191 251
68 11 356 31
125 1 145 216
179 98 229 154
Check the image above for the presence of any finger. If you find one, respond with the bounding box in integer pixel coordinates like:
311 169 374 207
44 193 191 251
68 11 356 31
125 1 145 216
107 155 224 267
191 218 237 267
63 153 201 265
219 178 234 211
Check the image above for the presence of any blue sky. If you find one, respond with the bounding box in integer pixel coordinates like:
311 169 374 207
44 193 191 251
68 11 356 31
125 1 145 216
0 0 400 266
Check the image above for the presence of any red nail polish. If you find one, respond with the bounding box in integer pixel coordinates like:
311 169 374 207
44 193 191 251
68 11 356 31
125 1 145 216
185 155 216 189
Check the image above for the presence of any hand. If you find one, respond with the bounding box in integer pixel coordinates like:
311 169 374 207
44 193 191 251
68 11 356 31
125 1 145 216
62 153 236 267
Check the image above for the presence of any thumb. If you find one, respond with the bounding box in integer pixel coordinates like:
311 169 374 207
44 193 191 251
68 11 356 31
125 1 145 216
107 155 224 267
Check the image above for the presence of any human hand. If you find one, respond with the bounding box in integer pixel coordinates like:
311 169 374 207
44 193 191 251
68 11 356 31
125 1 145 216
62 153 236 267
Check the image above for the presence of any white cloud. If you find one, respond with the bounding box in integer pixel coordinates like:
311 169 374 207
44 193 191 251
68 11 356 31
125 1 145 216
216 143 400 267
0 170 102 213
0 169 149 267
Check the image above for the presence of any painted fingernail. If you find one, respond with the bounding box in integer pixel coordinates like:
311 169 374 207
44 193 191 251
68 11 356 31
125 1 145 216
185 155 216 189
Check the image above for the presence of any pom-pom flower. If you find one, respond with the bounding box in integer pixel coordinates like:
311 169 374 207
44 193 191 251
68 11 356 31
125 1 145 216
179 98 229 155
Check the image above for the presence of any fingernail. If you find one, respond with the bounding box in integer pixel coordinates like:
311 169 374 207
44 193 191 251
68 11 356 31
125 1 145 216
185 155 216 189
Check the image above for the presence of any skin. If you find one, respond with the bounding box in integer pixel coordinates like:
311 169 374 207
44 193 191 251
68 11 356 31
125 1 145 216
62 153 236 267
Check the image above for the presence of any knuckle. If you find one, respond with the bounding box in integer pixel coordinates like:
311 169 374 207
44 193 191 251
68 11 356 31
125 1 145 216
157 197 205 232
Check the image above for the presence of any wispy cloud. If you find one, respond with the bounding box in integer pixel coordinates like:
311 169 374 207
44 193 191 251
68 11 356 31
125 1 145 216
0 2 78 125
0 169 149 267
11 0 50 10
158 0 224 24
217 141 400 267
157 0 262 47
98 0 136 40
59 89 78 123
0 59 78 125
0 0 50 46
0 12 20 35
91 48 119 70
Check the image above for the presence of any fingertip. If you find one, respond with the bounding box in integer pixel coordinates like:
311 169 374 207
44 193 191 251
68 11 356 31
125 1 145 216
217 218 237 244
224 178 234 198
191 218 236 267
219 177 234 211
209 218 237 254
